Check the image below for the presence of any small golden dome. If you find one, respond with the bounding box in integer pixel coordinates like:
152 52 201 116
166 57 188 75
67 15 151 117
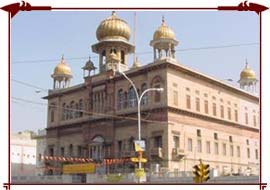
53 56 72 76
153 17 175 41
96 11 131 41
240 62 256 80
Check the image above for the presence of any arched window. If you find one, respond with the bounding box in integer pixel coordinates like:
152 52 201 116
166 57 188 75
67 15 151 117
69 144 73 157
70 101 75 119
141 83 148 105
117 89 124 110
128 87 137 108
79 99 83 117
102 50 106 64
66 105 70 120
62 103 66 120
124 91 128 108
75 103 79 118
121 50 125 64
110 48 116 54
50 103 56 122
151 76 163 103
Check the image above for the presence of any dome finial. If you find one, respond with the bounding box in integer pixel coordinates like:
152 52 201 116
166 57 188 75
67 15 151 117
245 58 248 68
162 15 165 25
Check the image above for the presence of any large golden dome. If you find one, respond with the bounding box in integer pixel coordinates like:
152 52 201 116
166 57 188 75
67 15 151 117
53 56 72 76
96 11 131 41
153 17 175 41
240 63 256 80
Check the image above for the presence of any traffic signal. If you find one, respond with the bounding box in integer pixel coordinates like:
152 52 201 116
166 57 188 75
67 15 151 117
193 165 202 183
201 164 210 182
192 159 210 183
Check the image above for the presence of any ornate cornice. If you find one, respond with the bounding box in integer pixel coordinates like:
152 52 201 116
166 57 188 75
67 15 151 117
167 106 259 133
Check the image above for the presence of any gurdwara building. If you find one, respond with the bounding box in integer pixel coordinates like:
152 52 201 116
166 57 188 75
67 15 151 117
44 12 259 176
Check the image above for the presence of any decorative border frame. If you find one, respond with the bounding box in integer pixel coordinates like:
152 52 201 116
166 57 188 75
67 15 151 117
1 1 268 190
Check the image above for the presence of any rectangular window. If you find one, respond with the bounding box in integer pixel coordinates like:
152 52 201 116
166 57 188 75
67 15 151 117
118 141 122 153
204 100 209 114
49 148 54 157
214 133 218 140
197 129 201 137
214 142 219 155
154 136 163 148
186 95 191 109
77 146 82 157
246 139 249 145
228 107 231 120
245 113 249 125
154 85 161 102
234 110 238 122
220 105 224 118
253 115 257 127
213 103 217 116
60 147 65 157
255 149 258 160
173 136 180 149
222 143 226 156
229 136 233 143
196 97 200 112
197 139 202 153
188 138 193 152
230 145 234 157
237 146 241 157
247 148 250 158
206 141 211 154
69 145 73 157
173 91 178 106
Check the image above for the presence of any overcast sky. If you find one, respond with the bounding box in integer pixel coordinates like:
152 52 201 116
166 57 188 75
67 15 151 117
10 11 259 133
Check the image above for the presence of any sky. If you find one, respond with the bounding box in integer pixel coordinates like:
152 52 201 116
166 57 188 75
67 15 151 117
10 11 259 133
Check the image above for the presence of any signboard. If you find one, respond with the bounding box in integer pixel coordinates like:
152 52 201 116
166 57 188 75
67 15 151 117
134 140 145 151
63 163 95 174
130 157 147 163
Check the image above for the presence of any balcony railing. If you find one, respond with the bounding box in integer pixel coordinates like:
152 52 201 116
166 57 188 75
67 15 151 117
150 147 163 158
172 148 185 160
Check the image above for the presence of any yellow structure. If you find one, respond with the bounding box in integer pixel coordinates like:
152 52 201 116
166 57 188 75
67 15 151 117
63 163 95 174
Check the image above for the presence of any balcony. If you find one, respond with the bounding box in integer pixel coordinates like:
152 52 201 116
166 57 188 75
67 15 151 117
150 147 163 158
172 148 185 160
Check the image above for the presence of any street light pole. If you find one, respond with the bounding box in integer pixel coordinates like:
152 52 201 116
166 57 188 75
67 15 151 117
118 71 163 181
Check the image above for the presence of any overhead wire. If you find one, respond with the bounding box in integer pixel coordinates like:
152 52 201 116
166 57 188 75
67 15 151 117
11 42 259 64
11 96 170 125
11 79 48 92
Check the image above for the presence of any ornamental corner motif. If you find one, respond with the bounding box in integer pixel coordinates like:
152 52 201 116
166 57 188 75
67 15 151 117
1 1 51 18
218 1 268 15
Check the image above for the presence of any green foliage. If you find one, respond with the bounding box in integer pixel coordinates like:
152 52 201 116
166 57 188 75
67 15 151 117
106 174 123 183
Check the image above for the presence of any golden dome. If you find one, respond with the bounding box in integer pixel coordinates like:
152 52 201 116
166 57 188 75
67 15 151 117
240 62 256 80
96 11 131 41
53 56 72 76
153 17 175 41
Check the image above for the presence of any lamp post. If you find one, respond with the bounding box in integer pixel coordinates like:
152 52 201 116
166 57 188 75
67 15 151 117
118 71 164 180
